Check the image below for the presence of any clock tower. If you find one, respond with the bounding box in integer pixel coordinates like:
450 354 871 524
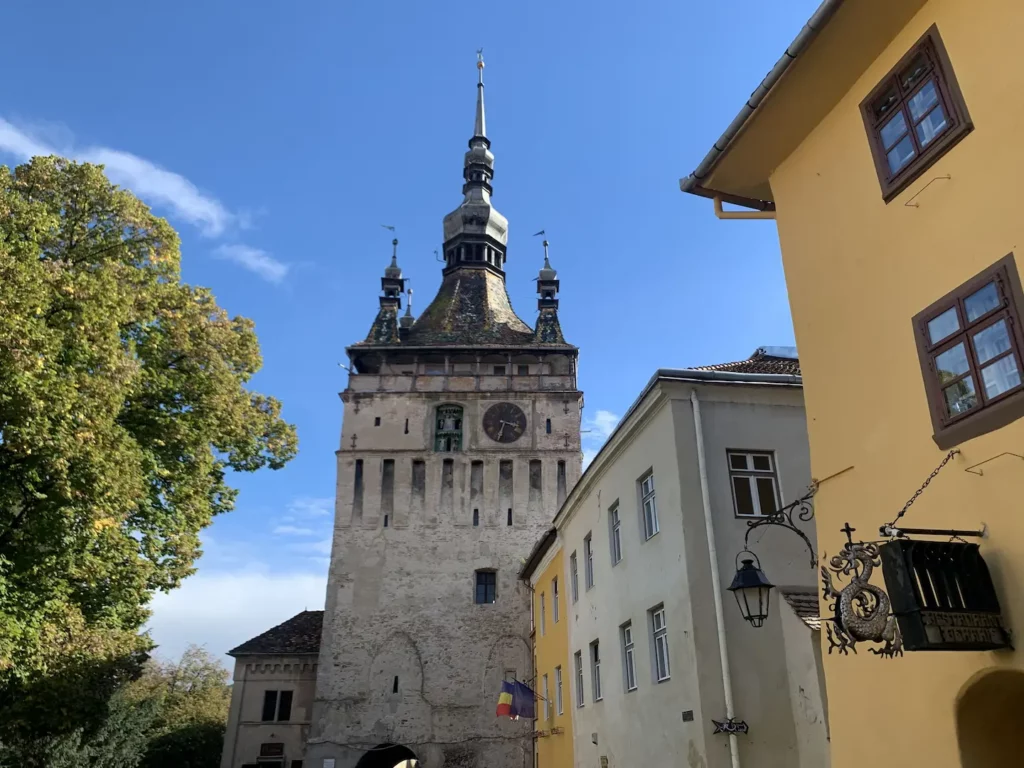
306 54 582 768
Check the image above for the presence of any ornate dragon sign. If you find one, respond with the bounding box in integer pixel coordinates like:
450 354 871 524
821 524 903 658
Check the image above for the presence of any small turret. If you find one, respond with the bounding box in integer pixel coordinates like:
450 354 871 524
533 239 566 344
363 239 406 344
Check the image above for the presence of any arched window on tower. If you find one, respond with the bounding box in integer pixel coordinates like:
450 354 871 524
434 405 463 452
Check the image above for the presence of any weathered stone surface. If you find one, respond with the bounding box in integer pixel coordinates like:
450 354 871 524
307 375 582 768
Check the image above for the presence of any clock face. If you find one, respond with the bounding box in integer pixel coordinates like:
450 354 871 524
482 402 527 443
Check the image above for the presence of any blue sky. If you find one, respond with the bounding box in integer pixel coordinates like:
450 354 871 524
0 0 819 661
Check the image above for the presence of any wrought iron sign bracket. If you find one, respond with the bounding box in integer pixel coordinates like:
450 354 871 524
881 523 987 539
743 484 817 568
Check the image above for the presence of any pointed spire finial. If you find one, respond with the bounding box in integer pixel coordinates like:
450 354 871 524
384 238 402 279
543 240 551 267
474 49 486 138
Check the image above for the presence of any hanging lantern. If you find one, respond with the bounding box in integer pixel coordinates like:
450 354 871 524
728 552 775 628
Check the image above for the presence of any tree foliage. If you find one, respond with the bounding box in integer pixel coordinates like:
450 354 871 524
0 156 296 743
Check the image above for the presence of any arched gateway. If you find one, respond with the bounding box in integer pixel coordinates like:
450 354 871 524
353 744 418 768
957 667 1024 766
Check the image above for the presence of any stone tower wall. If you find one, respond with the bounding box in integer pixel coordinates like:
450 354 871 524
307 374 582 768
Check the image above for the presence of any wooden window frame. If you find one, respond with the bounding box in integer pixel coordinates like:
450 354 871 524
727 450 782 519
913 253 1024 449
859 24 972 203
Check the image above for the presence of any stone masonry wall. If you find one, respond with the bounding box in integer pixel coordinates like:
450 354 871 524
307 375 582 768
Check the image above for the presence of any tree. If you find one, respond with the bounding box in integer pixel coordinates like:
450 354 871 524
137 646 232 768
0 157 297 746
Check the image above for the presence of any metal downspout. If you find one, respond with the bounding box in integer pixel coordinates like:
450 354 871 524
691 389 741 768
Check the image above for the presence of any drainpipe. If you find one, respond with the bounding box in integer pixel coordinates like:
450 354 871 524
714 196 776 221
690 389 741 768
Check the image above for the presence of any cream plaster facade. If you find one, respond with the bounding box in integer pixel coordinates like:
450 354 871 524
555 371 828 768
221 655 319 768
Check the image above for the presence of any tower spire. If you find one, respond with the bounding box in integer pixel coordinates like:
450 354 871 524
474 49 486 138
440 51 509 276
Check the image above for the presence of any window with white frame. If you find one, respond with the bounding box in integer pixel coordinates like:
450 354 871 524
640 473 659 539
609 502 622 564
590 640 602 701
622 622 637 692
552 577 559 623
542 674 550 721
584 534 594 589
540 592 546 636
727 451 781 518
574 651 585 707
651 605 670 682
555 666 563 714
570 551 579 602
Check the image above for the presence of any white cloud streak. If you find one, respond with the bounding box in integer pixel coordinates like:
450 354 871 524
146 568 327 664
0 117 287 282
585 410 620 441
273 525 315 536
214 244 288 283
288 497 334 518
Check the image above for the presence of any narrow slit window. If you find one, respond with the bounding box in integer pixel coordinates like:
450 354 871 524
383 514 389 528
473 509 480 527
507 508 513 526
374 416 381 426
546 418 552 434
392 676 399 693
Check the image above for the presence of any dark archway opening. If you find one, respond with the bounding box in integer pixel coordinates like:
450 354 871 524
957 668 1024 767
354 743 419 768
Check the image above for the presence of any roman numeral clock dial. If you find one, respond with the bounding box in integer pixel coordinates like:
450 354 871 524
482 402 527 443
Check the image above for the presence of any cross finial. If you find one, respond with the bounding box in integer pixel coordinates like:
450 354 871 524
840 522 856 544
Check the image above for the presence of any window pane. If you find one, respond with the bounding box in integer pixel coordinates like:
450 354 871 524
728 453 747 470
880 110 908 150
900 52 930 91
756 478 778 516
262 691 278 722
943 376 978 416
908 79 939 121
915 103 948 147
751 454 771 471
981 355 1022 399
965 282 1001 322
934 343 971 383
886 134 916 174
277 690 293 722
973 319 1013 364
733 477 755 516
872 84 899 120
928 307 960 344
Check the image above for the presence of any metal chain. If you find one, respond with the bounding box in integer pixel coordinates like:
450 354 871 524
887 448 960 528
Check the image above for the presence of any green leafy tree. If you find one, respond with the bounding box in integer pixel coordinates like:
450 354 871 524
137 645 232 768
0 156 297 748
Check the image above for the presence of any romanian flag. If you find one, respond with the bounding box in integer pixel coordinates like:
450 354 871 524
496 680 515 717
496 680 536 720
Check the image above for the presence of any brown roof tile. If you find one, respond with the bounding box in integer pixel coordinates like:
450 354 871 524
228 610 324 656
780 589 820 631
694 348 801 376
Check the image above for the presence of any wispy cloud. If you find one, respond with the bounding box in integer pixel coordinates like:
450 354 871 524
581 409 620 469
273 525 315 536
585 410 620 441
289 538 333 556
0 118 232 237
146 568 327 664
214 244 288 283
288 497 334 518
0 117 287 282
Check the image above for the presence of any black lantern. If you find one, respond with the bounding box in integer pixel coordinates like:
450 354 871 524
728 552 775 628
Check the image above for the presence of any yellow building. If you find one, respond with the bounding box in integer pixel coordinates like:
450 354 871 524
520 529 573 768
681 1 1024 766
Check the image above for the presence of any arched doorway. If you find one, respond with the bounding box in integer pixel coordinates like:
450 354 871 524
353 743 419 768
957 668 1024 766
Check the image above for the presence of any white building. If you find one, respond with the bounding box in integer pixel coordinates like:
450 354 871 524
555 350 829 768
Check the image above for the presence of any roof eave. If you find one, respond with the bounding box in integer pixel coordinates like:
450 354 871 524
519 527 557 581
678 0 846 204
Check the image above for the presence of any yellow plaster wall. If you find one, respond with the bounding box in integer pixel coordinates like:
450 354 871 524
531 547 574 768
769 1 1024 766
